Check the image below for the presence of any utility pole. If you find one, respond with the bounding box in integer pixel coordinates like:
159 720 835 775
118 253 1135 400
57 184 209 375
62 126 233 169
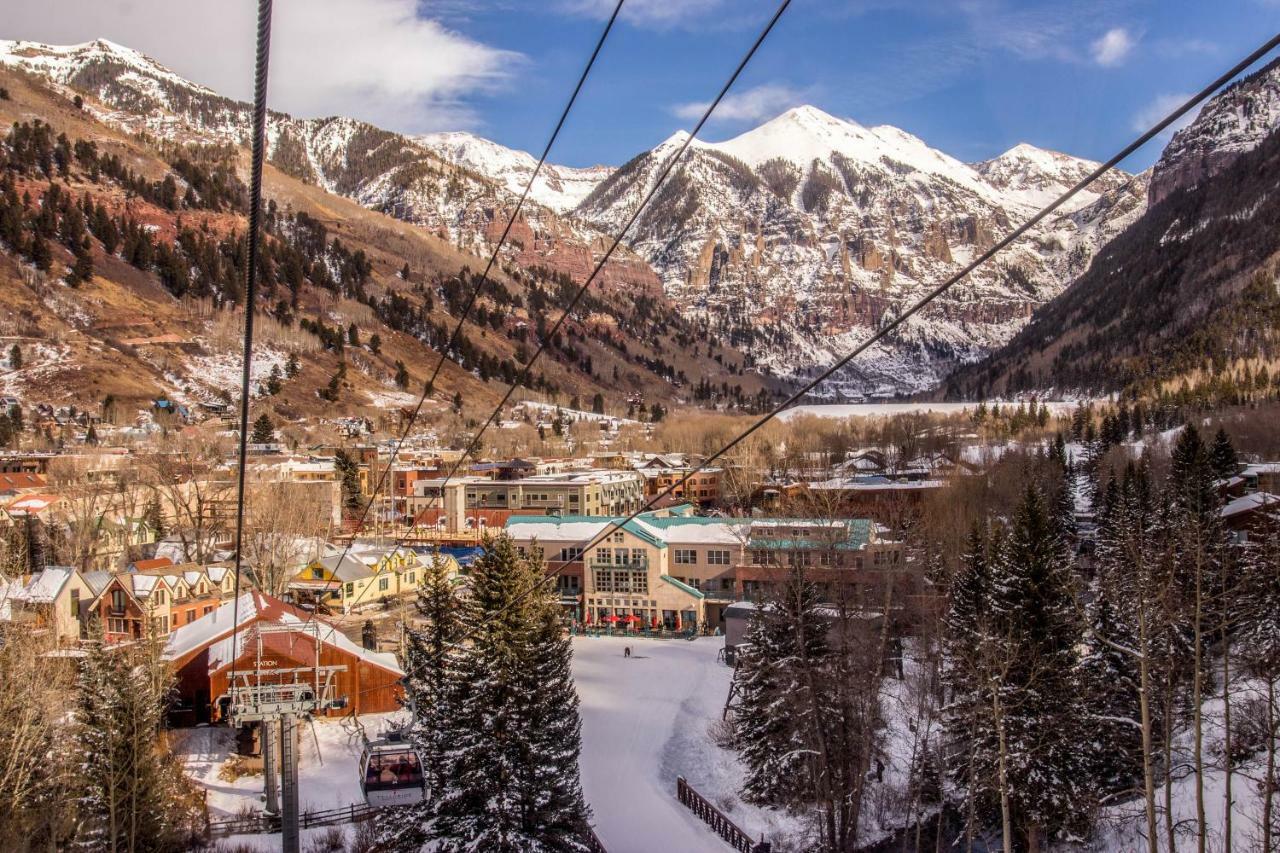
280 713 300 853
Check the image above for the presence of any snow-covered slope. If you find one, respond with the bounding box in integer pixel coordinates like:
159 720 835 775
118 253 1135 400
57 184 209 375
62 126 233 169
574 105 1138 396
416 131 612 213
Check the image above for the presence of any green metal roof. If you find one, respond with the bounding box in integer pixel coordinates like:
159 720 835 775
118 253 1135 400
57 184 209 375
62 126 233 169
660 575 705 599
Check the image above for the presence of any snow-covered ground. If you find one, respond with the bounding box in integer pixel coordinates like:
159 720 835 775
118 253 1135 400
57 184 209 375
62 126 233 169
174 712 406 851
574 635 808 852
779 400 1083 421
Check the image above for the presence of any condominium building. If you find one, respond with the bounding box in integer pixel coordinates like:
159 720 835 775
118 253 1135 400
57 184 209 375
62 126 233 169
407 470 645 521
504 510 912 631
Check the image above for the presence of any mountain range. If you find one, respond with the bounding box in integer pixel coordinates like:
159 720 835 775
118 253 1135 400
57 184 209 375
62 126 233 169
1 37 1277 406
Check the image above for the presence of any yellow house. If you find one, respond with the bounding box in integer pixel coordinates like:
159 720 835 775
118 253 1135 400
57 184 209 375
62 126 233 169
289 546 457 613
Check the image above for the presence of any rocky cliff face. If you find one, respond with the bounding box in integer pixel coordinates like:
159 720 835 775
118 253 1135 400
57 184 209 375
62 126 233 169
1149 57 1280 205
572 106 1139 396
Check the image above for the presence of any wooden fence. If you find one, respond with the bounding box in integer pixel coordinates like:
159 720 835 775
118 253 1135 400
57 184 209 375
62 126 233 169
676 776 770 853
207 802 379 837
210 802 609 851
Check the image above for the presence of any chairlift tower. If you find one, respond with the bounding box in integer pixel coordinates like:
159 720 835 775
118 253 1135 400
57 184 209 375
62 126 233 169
226 622 347 853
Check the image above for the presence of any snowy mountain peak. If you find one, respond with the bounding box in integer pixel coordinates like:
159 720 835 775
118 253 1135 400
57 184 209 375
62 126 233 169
975 142 1116 208
0 37 214 95
416 130 613 214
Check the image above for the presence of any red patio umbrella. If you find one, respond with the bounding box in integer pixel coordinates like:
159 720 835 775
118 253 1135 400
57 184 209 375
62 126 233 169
602 614 619 624
585 612 593 625
650 616 660 629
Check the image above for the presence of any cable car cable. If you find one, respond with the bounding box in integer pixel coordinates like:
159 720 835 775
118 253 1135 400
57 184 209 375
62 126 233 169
227 0 274 710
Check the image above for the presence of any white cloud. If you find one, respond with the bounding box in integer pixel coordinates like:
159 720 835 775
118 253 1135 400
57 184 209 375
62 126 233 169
1091 27 1136 67
559 0 728 28
1 0 519 133
671 83 806 124
1131 92 1201 141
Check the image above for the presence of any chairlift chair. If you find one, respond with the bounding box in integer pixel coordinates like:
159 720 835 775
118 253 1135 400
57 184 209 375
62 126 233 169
359 730 426 808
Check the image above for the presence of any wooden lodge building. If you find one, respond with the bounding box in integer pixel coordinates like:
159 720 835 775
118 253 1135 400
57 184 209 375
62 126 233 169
163 591 404 726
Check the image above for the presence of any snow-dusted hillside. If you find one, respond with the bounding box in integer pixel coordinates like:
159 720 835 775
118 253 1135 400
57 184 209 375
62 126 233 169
416 131 612 213
574 105 1139 396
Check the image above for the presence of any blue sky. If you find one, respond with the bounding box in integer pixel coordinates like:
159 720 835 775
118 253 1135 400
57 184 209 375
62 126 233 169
9 0 1280 171
436 0 1280 170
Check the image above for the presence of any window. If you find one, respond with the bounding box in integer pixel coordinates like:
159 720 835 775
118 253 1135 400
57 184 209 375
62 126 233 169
155 589 166 605
405 572 415 585
311 567 325 580
707 550 731 566
107 617 127 634
110 589 126 613
345 582 355 597
379 577 390 592
203 605 214 615
70 588 80 619
674 549 697 565
558 546 584 562
596 547 612 565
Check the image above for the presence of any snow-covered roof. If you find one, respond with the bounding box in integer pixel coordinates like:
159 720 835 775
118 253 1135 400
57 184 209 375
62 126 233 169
19 567 75 603
205 613 402 677
1221 492 1280 519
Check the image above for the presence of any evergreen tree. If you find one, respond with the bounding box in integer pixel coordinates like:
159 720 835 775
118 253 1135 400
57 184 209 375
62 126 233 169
369 333 381 355
251 413 274 444
942 525 996 843
74 634 186 851
334 449 362 513
987 486 1093 848
285 351 300 378
1209 426 1239 480
348 323 360 347
394 360 409 390
432 536 591 852
1079 587 1144 794
8 343 21 370
734 567 828 806
265 364 283 396
451 391 463 414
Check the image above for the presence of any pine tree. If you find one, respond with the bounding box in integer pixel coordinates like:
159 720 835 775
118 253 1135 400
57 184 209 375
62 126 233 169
1080 588 1144 794
285 351 300 378
987 486 1093 848
432 535 591 852
734 567 828 806
1209 426 1239 480
942 524 995 846
8 343 21 370
251 412 274 444
334 449 362 513
74 634 186 851
265 364 283 395
369 333 381 355
394 361 409 390
451 391 463 414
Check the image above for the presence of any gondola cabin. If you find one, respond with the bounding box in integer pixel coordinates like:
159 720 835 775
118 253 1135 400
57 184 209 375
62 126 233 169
360 732 425 807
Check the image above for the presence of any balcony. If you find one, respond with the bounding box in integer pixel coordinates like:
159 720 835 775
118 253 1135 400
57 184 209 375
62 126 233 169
588 556 649 570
